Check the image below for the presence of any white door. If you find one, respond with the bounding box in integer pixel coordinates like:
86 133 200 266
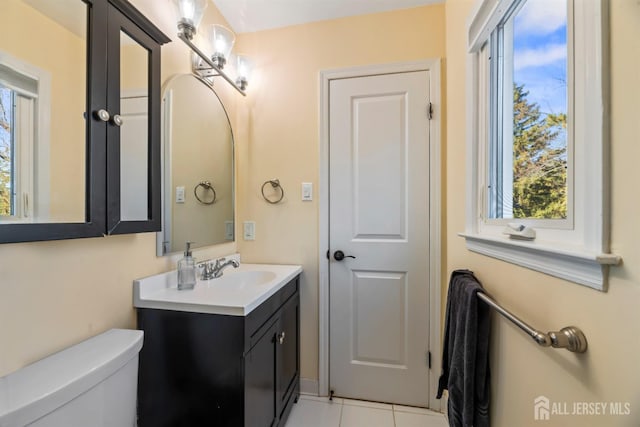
329 71 430 406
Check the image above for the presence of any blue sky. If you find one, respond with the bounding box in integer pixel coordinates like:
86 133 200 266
513 0 567 117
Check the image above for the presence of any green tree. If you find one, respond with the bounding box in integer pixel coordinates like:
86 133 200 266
512 83 567 219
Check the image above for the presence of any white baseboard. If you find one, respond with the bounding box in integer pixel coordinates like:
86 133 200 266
300 378 319 395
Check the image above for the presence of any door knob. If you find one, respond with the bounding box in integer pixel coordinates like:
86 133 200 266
333 250 356 261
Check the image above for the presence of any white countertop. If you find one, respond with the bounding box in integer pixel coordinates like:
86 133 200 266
133 261 302 316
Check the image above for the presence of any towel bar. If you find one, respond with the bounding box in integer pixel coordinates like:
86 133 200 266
477 292 588 353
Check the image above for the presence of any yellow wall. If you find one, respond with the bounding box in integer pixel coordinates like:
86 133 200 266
445 0 640 426
233 4 446 381
0 0 238 377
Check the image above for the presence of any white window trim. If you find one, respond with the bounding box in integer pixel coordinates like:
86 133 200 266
461 0 620 291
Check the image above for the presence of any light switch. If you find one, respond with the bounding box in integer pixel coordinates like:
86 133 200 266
302 182 313 201
243 221 256 241
175 186 185 203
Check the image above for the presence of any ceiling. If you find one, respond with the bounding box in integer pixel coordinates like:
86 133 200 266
212 0 444 34
24 0 86 38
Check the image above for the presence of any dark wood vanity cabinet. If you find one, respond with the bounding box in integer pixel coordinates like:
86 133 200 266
137 276 301 427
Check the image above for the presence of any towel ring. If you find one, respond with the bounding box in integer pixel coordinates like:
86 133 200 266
261 179 284 204
194 181 217 205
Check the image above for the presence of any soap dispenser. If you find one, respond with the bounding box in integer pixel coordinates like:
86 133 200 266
177 242 196 290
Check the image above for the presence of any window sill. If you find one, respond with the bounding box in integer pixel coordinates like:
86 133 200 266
459 233 621 291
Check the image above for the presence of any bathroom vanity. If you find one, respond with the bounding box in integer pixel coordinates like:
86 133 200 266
134 262 302 427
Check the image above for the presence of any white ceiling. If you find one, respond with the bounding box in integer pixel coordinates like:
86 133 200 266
24 0 86 38
212 0 444 34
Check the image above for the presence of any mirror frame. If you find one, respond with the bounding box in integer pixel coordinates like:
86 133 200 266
157 74 236 256
0 0 169 244
105 1 167 235
0 0 107 244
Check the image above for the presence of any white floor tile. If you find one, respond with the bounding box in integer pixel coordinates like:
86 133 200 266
395 411 449 427
393 404 441 415
284 398 342 427
300 394 344 404
340 404 395 427
342 398 393 410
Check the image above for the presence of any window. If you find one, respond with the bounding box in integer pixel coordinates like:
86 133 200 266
488 0 569 223
0 71 36 221
0 54 50 223
0 85 16 216
463 0 619 290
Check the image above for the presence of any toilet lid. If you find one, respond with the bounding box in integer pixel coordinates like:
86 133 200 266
0 329 143 426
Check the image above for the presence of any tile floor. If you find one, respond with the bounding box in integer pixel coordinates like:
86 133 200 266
284 395 448 427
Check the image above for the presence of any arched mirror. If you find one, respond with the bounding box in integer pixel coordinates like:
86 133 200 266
157 74 234 256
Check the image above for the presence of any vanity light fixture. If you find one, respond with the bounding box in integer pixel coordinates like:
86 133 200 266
235 55 252 91
171 0 207 40
209 24 235 69
175 14 248 95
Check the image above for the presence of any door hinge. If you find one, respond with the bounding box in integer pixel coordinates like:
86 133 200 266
427 102 433 120
428 351 432 369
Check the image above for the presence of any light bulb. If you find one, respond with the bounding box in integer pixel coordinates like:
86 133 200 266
209 25 235 68
172 0 207 38
236 55 252 91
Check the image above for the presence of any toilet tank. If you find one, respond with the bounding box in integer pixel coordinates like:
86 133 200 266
0 329 143 427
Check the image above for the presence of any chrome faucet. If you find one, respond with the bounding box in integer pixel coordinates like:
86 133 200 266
199 258 239 280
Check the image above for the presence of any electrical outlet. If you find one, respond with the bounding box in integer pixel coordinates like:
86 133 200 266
302 182 313 201
225 221 234 240
243 221 256 241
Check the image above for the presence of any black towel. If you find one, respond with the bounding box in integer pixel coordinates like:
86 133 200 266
437 270 490 427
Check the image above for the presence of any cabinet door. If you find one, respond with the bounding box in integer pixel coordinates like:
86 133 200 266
105 2 165 234
276 293 300 420
0 0 106 243
245 320 278 427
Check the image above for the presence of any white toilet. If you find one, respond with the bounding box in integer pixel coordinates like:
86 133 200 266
0 329 143 427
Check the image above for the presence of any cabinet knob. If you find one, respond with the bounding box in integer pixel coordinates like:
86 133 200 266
94 109 110 122
278 331 286 345
111 114 123 127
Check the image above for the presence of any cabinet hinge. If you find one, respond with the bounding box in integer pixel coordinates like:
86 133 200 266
428 351 432 369
428 102 433 120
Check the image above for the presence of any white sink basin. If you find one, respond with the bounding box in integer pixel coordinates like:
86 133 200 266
133 260 302 316
201 270 277 289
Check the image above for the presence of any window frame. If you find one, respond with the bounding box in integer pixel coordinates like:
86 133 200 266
0 55 51 223
484 2 574 229
462 0 619 291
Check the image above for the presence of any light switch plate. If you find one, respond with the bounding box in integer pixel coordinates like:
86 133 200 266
243 221 256 241
175 186 185 203
302 182 313 201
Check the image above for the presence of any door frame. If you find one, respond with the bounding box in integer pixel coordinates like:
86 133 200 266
318 59 443 410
